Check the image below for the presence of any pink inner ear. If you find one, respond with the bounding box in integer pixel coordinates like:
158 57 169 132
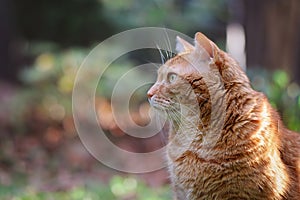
176 36 194 53
195 32 214 58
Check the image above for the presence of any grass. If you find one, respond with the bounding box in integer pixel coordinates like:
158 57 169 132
0 176 171 200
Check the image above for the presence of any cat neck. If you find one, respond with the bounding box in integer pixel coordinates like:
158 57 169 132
168 85 275 161
197 90 276 160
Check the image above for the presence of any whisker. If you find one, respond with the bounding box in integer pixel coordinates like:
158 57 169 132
167 109 197 142
156 44 166 64
153 91 207 135
166 98 206 131
163 28 172 60
155 112 168 146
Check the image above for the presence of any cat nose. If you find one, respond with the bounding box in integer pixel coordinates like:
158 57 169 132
147 90 154 99
147 85 158 99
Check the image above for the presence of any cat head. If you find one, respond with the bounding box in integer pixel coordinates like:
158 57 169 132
147 32 250 128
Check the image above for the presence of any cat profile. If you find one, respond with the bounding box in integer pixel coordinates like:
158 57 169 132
147 32 300 199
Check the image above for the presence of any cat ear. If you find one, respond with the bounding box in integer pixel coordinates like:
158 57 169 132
194 32 218 59
176 36 194 53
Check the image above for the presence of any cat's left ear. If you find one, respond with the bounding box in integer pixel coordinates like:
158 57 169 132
194 32 218 60
176 36 194 53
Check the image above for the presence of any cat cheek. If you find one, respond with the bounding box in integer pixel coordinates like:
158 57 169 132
169 87 179 94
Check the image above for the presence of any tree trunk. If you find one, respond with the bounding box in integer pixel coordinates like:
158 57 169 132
243 0 300 83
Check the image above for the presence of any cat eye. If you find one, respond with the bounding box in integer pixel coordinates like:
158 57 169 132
167 73 177 83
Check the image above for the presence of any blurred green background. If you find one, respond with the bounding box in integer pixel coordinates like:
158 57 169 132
0 0 300 199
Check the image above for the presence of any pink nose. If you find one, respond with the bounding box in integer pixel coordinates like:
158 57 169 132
147 90 154 99
148 85 158 99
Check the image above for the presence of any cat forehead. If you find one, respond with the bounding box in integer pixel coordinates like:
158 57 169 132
157 59 189 76
166 54 189 66
158 54 209 75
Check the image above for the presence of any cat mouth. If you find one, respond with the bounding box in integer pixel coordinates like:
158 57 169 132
148 96 181 114
148 96 171 111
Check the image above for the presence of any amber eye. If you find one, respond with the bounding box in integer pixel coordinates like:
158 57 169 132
167 73 177 83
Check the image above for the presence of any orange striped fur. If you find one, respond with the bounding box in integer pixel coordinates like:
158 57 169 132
147 32 300 199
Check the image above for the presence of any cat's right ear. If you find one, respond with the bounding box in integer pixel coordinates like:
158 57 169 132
176 36 194 53
194 32 219 59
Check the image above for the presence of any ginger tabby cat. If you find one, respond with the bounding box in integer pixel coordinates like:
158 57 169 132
147 32 300 199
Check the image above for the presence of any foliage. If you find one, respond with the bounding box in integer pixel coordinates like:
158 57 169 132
10 47 84 133
14 0 229 47
102 0 228 34
0 176 171 200
248 69 300 131
15 0 113 46
11 43 152 133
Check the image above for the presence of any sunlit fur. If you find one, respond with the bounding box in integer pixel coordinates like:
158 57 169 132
147 32 300 199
